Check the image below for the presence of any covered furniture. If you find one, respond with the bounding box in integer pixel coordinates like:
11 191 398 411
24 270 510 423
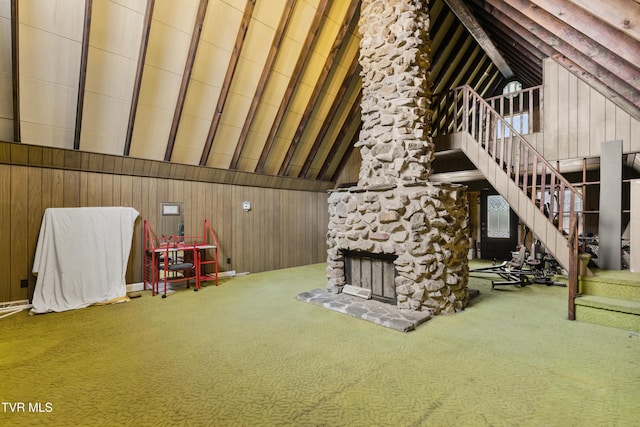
31 207 139 314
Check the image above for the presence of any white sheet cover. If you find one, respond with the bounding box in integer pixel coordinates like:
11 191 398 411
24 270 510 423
31 207 139 314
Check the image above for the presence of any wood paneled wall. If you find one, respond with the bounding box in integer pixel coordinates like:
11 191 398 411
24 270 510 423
334 146 360 187
0 161 329 304
543 57 640 160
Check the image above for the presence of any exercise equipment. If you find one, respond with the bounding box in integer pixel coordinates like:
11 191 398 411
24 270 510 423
470 241 566 289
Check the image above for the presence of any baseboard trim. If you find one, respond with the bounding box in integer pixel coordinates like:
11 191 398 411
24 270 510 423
127 270 243 293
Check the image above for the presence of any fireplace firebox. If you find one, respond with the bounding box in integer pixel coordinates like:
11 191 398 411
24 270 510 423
343 250 397 304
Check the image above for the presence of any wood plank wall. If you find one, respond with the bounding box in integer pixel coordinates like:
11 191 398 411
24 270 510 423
0 151 330 304
334 147 361 187
542 57 640 160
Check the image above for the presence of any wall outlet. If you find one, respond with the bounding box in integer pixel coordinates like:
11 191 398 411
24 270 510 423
226 258 231 264
20 279 28 288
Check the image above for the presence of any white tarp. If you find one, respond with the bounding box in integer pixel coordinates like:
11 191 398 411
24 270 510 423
31 207 139 314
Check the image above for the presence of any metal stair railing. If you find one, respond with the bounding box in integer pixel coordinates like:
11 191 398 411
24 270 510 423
435 85 582 320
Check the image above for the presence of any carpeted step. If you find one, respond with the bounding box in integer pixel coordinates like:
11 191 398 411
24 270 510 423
579 274 640 301
575 295 640 332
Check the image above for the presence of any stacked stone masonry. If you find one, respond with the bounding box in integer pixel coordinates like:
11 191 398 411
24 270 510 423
326 0 470 316
357 0 434 187
326 184 469 314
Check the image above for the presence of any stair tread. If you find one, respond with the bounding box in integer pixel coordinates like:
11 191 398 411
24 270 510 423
575 295 640 315
581 272 640 288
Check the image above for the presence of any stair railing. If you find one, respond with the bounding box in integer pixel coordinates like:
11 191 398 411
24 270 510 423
436 85 582 320
432 85 543 137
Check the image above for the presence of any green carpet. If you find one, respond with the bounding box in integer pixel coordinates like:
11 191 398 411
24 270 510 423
1 263 639 426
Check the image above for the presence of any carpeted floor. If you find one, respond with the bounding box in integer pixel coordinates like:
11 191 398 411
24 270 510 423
1 263 638 426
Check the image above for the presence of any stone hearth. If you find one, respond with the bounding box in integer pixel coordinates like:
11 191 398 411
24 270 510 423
297 288 431 332
325 0 470 317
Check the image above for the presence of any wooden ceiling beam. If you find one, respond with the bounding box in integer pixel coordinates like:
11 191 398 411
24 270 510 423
481 0 640 111
278 0 360 176
164 0 209 162
430 12 458 60
530 0 639 67
467 0 544 85
199 0 256 166
10 0 20 142
462 54 491 91
483 28 544 78
318 92 361 181
254 0 330 174
299 53 360 179
74 0 93 150
432 35 477 93
124 0 155 156
482 32 542 84
477 65 502 97
443 0 514 79
502 0 639 92
565 0 640 42
486 23 545 63
430 29 469 88
429 0 445 30
230 0 297 170
434 44 482 93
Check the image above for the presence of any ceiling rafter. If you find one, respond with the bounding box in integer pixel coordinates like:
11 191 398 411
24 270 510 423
10 0 20 142
299 53 360 179
481 0 640 112
426 0 447 47
478 27 542 85
462 54 492 92
479 65 503 97
124 0 155 157
164 0 209 162
468 0 555 82
502 0 639 92
74 0 93 150
229 0 297 170
481 27 544 83
565 0 640 43
430 31 470 90
444 0 514 79
434 44 482 93
254 0 331 174
483 17 546 62
318 91 361 181
465 0 546 87
278 0 360 176
529 0 639 67
430 11 458 55
199 0 257 166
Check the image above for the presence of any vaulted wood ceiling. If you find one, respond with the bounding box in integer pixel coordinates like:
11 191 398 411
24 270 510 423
2 0 638 185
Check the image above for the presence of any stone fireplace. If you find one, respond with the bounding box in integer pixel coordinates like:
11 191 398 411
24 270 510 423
326 0 469 316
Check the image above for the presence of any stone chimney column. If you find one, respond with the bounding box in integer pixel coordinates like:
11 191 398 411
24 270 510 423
357 0 434 188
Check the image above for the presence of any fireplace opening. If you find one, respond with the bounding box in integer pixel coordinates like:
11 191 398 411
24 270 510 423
343 250 397 304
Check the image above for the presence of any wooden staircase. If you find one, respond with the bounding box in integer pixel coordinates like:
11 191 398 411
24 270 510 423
434 85 582 320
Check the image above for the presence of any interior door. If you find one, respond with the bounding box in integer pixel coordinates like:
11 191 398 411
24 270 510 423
480 190 519 261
